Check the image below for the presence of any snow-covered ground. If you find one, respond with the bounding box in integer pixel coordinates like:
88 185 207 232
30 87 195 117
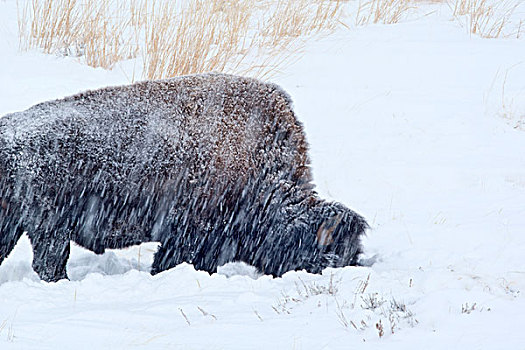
1 0 524 348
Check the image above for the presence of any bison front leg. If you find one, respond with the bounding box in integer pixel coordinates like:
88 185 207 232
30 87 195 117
150 236 186 275
151 226 234 275
150 226 210 275
30 231 70 282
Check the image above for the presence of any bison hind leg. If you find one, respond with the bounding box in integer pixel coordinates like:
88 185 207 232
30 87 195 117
0 224 24 267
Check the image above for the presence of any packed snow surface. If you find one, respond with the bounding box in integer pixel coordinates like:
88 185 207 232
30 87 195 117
1 0 524 348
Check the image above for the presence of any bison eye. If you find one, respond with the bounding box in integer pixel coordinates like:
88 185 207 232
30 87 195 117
316 213 342 247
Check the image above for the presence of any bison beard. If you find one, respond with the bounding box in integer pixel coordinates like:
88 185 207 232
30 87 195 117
0 73 367 282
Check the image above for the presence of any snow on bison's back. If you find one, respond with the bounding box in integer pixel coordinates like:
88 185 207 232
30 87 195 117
0 73 367 282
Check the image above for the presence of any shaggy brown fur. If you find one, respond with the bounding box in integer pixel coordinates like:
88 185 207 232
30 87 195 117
0 73 367 282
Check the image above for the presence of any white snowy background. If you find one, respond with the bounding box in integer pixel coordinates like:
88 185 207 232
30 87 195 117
1 0 524 348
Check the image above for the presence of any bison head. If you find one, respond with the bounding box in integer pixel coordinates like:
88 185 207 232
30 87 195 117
254 197 368 276
310 201 367 271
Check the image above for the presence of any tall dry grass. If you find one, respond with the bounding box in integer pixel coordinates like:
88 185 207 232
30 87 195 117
451 0 519 38
18 0 139 68
18 0 346 79
355 0 413 25
142 0 346 79
17 0 523 80
261 0 343 48
143 0 255 80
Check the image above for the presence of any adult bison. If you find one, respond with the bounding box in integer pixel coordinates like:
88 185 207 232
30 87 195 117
0 73 367 282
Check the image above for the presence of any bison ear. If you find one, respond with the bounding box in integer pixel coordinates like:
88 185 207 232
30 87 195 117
315 213 342 247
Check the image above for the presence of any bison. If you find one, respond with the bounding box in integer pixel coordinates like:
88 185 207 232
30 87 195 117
0 73 367 282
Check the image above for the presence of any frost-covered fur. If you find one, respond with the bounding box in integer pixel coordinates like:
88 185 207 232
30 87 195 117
0 73 367 282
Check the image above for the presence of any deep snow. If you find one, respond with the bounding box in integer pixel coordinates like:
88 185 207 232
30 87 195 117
0 0 524 349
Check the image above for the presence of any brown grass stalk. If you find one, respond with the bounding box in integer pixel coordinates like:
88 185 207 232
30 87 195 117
356 0 413 25
452 0 519 38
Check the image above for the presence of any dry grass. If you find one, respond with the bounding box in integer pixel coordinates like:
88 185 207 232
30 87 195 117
451 0 519 38
356 0 413 25
18 0 346 79
143 0 255 80
18 0 138 69
79 1 138 68
17 0 78 53
497 64 525 131
142 0 346 79
18 0 521 79
261 0 343 48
